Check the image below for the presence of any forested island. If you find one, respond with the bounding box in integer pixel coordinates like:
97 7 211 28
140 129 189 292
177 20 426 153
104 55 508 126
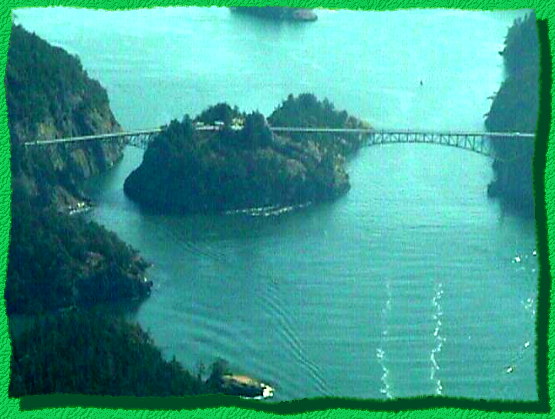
485 13 539 215
6 24 235 398
230 7 317 22
124 95 368 213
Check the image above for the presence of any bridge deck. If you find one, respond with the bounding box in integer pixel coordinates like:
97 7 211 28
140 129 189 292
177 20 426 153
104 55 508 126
22 126 534 159
23 126 534 146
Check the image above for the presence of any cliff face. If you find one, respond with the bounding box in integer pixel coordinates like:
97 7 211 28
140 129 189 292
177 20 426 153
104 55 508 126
21 141 123 210
485 13 539 215
6 25 151 315
7 24 124 211
3 25 215 400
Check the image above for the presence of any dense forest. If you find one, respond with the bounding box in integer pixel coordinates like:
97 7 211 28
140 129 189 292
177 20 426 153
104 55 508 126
268 93 370 156
10 310 216 397
124 95 367 213
6 24 151 316
485 13 539 214
6 25 226 398
7 186 151 315
7 24 123 208
230 7 317 22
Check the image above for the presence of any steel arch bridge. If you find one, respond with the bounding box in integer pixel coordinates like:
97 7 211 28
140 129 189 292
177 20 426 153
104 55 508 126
22 126 534 159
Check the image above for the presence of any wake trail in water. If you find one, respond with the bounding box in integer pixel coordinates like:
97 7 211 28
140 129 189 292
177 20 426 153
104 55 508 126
376 279 394 399
161 220 230 263
181 240 229 262
430 281 445 395
223 202 312 217
177 232 332 396
260 277 333 396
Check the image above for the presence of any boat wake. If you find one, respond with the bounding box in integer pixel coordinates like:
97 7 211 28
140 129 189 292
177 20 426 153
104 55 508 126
224 202 312 217
260 274 333 397
430 281 445 395
377 279 394 399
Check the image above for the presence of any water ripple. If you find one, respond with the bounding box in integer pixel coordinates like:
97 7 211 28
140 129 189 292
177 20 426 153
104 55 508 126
260 277 333 396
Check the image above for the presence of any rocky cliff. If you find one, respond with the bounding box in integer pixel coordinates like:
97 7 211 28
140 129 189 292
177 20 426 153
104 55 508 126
6 24 151 315
484 13 539 215
123 100 362 214
7 24 124 212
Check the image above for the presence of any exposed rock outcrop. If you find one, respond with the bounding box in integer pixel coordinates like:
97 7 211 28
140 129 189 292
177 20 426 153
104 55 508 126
123 107 353 213
484 13 539 215
8 24 124 212
6 24 151 315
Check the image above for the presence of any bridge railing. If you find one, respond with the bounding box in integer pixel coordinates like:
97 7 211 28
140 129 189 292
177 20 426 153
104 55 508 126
22 126 535 159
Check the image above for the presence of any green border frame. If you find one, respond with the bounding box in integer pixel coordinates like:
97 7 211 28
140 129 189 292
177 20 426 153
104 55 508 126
0 0 553 417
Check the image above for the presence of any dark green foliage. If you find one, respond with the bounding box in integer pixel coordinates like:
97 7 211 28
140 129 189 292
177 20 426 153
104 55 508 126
501 14 540 78
4 23 228 400
242 112 273 149
125 110 283 212
269 94 353 128
6 24 115 142
124 101 353 213
486 69 539 133
269 93 369 156
485 13 539 214
194 103 244 126
204 358 231 392
6 188 151 315
10 310 206 397
5 24 149 315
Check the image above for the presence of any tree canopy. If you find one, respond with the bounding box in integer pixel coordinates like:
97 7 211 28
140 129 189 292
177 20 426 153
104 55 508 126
124 99 356 213
485 13 539 214
10 310 210 397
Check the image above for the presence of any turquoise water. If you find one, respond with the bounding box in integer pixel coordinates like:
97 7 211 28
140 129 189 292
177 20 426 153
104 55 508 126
17 7 538 401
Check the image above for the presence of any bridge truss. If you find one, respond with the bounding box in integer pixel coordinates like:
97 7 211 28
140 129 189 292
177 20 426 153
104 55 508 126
273 128 534 159
23 126 535 159
366 130 494 157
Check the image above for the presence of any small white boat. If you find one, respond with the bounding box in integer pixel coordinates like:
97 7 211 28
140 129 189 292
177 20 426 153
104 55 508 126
221 374 275 399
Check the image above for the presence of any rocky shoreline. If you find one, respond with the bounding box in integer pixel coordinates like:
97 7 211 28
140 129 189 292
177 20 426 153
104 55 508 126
7 24 151 315
123 100 362 214
484 13 538 216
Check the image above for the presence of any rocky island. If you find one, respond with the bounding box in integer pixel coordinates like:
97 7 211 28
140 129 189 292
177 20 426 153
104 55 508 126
124 95 368 213
231 7 317 22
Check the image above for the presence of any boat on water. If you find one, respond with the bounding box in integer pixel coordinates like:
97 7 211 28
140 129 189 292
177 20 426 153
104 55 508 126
220 374 275 399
